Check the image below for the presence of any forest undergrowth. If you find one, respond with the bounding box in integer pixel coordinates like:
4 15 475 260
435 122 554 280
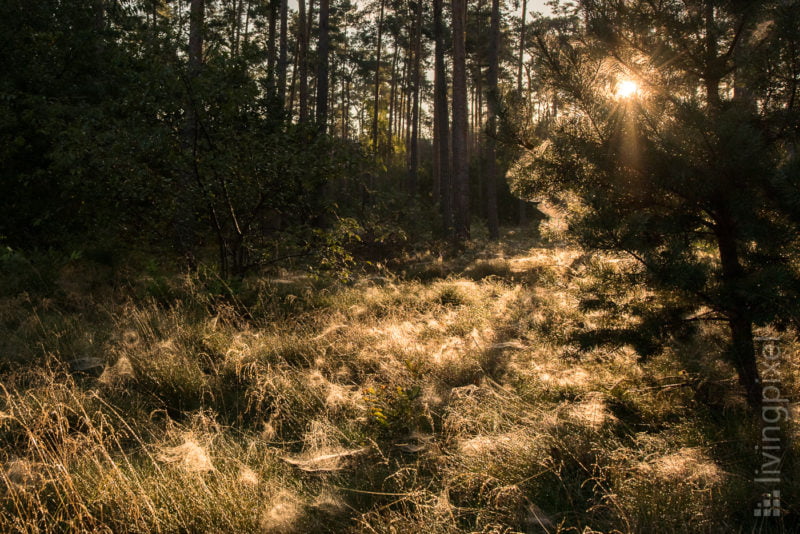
1 229 798 533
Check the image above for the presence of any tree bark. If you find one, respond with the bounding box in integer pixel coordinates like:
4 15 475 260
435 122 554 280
315 0 330 134
372 0 386 154
298 0 310 123
267 0 277 98
278 0 289 113
433 0 452 231
408 0 423 195
388 36 399 155
452 0 470 242
232 0 243 57
288 38 300 119
714 208 761 408
485 0 500 240
517 0 526 94
517 0 528 226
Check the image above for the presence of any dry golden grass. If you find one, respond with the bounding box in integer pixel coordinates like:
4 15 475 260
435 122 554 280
0 232 797 533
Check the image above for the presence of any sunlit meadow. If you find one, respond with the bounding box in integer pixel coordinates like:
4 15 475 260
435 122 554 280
1 223 797 533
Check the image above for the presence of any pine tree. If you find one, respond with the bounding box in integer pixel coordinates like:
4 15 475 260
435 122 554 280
452 0 471 242
518 0 800 408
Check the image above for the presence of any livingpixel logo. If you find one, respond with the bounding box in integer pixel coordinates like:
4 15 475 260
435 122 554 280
753 336 785 518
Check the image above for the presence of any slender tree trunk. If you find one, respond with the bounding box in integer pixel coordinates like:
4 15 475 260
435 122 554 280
307 0 316 122
476 68 483 159
517 0 528 225
408 0 423 195
388 37 399 155
405 61 412 168
469 84 475 158
433 0 452 231
344 78 350 140
267 0 277 97
288 43 299 119
298 0 309 123
399 42 408 146
706 6 758 408
278 0 289 113
475 72 483 217
233 0 243 57
399 41 410 148
372 0 386 154
714 208 761 408
485 0 500 240
339 26 349 139
452 0 470 242
316 0 330 133
517 0 526 95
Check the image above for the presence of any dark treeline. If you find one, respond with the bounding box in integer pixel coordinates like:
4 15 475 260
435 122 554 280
2 0 800 410
0 0 542 279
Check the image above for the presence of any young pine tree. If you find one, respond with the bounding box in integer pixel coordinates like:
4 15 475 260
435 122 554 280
517 0 800 408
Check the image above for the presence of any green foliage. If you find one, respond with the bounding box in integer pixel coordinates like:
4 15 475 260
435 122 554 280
0 0 359 280
510 1 800 403
362 383 424 436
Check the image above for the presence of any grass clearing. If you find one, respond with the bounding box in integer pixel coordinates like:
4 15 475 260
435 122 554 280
1 232 798 532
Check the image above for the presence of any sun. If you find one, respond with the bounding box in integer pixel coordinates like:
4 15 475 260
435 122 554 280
615 79 639 99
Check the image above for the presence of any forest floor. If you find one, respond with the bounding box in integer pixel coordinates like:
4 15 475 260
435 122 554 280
0 229 798 533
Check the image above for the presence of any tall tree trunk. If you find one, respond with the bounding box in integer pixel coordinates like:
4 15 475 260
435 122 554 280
399 41 410 150
517 0 526 95
288 41 299 119
517 0 528 226
714 207 761 408
267 0 277 98
469 84 475 158
307 0 317 122
298 0 309 123
452 0 470 242
475 72 483 217
372 0 386 154
232 0 243 57
405 59 413 169
408 0 423 195
401 42 410 146
433 0 452 231
485 0 500 240
339 24 349 139
344 76 351 139
315 0 330 133
277 0 289 113
388 36 399 155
